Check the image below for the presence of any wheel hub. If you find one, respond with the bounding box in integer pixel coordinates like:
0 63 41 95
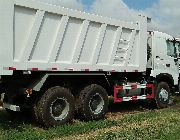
50 98 69 121
159 88 169 102
52 104 64 116
89 93 104 115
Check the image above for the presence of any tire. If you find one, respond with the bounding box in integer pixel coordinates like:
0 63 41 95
34 86 75 127
76 84 108 121
154 82 171 108
32 96 42 124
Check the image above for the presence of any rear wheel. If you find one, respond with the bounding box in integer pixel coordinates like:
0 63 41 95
33 86 75 127
76 84 108 121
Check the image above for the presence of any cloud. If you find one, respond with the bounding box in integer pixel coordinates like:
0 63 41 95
35 0 180 37
90 0 138 22
90 0 180 37
142 0 180 37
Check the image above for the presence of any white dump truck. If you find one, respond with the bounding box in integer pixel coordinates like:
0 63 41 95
0 0 179 127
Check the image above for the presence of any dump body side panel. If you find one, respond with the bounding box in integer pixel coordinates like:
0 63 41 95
0 0 14 75
0 0 148 75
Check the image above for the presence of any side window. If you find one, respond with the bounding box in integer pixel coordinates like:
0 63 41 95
178 43 180 57
147 37 152 61
178 44 180 53
167 41 175 57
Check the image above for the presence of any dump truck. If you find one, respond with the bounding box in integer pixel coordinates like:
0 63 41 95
0 0 179 127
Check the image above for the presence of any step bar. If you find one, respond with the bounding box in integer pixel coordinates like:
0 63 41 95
3 103 20 111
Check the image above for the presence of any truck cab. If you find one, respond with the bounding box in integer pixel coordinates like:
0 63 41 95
148 31 179 91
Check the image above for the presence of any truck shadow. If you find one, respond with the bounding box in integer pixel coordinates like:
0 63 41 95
0 96 179 131
107 94 180 117
0 109 39 131
108 96 153 113
0 100 152 131
6 93 180 130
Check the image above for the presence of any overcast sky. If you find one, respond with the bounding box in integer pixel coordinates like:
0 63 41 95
36 0 180 38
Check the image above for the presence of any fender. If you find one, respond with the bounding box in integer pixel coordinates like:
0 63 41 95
151 69 178 86
31 73 110 92
155 73 174 87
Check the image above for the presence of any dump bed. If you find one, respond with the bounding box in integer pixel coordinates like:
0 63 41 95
0 0 148 75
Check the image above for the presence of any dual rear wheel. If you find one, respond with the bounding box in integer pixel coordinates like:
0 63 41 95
33 84 108 127
76 84 109 121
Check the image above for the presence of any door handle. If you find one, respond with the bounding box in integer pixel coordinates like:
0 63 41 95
166 64 170 67
156 56 160 59
156 56 164 60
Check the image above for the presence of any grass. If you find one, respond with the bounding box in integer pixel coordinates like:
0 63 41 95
0 96 180 140
96 110 180 140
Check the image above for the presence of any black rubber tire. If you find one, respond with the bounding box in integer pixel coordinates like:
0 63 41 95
34 86 75 127
76 84 108 121
32 96 42 124
154 82 171 108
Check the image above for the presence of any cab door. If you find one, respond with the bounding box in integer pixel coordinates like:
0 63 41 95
166 40 179 78
153 35 179 86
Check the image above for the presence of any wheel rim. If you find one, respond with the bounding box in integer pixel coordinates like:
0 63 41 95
159 88 169 102
89 93 104 115
50 98 69 121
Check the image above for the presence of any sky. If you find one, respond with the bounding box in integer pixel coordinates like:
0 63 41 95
123 0 158 10
81 0 93 6
36 0 180 38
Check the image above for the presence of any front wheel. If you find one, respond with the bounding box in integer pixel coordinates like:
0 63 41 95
154 82 171 108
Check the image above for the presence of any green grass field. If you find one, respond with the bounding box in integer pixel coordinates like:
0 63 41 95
0 96 180 140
